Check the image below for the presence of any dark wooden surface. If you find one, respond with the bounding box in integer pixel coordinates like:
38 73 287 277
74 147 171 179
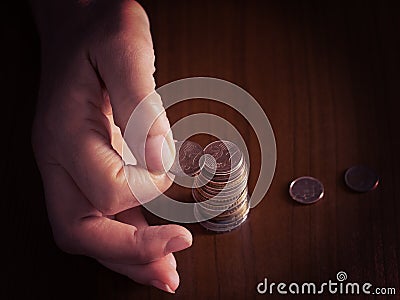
3 0 399 299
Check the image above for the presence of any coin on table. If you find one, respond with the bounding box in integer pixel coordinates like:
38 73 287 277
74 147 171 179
344 165 379 192
169 140 204 177
289 176 324 204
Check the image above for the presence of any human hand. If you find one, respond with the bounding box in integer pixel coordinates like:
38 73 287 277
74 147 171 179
31 0 192 293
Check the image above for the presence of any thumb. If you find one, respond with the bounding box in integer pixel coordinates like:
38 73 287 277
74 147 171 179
93 1 174 172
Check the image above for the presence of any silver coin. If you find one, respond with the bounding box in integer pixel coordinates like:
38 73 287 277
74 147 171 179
289 176 324 204
344 165 379 192
194 204 250 232
169 140 204 177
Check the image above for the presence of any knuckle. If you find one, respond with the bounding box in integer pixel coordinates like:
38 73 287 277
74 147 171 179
132 227 156 262
90 162 136 215
90 173 129 216
121 0 150 28
96 204 118 216
150 172 174 194
129 43 154 63
92 191 120 215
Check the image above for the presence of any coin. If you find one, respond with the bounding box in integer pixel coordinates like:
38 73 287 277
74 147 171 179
195 188 248 211
194 204 250 232
289 176 324 204
203 140 243 174
344 165 379 192
199 160 247 184
193 140 249 232
169 140 204 177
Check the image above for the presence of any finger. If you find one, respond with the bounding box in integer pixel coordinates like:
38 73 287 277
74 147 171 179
165 252 177 270
41 163 188 267
39 158 180 291
115 207 178 269
115 207 148 228
122 92 176 173
79 137 174 215
99 254 179 293
78 217 192 264
92 1 175 172
41 163 192 264
105 92 171 172
65 124 174 214
48 57 174 215
102 92 124 156
94 0 156 132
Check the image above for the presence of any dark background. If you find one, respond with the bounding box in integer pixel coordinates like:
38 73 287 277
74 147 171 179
2 0 399 299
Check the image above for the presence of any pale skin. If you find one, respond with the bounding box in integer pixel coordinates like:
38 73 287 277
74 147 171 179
31 0 192 293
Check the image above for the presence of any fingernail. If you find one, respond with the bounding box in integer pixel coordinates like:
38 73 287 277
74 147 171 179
150 280 175 294
166 130 176 159
169 257 177 269
161 135 175 172
165 235 192 254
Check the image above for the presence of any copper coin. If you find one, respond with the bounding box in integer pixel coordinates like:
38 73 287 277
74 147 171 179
169 140 204 177
289 176 324 204
203 140 243 174
199 160 247 183
195 168 247 191
214 200 249 221
344 165 379 192
192 187 242 205
194 205 250 232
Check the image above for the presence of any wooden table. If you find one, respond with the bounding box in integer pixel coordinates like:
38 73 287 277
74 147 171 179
3 0 399 299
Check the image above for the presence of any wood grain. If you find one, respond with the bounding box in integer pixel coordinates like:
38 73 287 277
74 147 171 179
3 0 399 299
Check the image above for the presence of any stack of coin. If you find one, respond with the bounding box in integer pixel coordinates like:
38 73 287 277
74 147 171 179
192 140 250 232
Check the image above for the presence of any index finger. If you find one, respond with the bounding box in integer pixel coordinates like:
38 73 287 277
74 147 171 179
40 163 192 265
